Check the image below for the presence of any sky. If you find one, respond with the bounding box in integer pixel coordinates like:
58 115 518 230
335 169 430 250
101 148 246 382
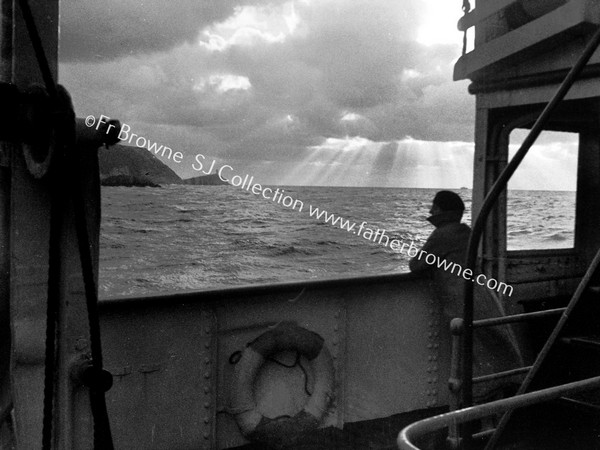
57 0 578 190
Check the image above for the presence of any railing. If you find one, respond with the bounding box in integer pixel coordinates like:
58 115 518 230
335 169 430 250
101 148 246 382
454 0 593 81
450 308 565 392
397 375 600 450
98 271 418 306
447 308 564 446
457 0 519 32
484 246 600 449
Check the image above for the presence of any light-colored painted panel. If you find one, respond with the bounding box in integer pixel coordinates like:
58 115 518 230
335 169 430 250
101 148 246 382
99 275 454 450
344 279 451 423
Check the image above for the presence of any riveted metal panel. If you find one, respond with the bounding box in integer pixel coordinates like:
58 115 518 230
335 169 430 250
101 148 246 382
102 304 216 449
331 299 347 427
99 274 453 449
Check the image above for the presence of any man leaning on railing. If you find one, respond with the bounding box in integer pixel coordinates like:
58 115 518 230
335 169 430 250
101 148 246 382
410 191 523 406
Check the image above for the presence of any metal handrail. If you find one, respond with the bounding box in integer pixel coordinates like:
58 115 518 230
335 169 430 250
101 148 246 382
484 245 600 449
397 375 600 450
457 0 518 32
448 307 561 390
451 308 565 334
473 366 530 385
473 308 565 328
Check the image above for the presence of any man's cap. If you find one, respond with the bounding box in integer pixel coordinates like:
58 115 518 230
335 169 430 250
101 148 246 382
433 190 464 212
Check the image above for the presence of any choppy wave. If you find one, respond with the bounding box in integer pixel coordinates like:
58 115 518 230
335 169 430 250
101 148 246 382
99 186 575 297
545 232 569 241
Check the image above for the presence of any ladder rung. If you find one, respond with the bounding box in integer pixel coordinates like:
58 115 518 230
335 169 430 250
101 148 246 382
472 428 495 441
473 308 565 328
473 366 531 385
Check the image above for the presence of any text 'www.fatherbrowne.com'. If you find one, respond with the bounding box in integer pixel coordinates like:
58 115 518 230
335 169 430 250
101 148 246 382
307 205 514 296
86 114 512 297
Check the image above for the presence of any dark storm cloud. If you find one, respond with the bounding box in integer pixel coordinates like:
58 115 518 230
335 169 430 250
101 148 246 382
59 0 478 186
59 0 273 62
184 0 472 145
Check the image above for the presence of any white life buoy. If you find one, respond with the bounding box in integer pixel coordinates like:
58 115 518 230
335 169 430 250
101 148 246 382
229 322 334 447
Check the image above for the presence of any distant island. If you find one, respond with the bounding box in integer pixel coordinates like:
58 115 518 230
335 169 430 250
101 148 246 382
181 173 229 186
99 144 228 187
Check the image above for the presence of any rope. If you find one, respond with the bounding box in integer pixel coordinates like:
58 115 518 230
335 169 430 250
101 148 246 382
41 163 64 450
16 0 114 448
230 348 313 396
17 2 63 446
268 352 313 396
72 174 115 449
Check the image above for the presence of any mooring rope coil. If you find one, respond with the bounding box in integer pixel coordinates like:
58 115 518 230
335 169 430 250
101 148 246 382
15 1 114 448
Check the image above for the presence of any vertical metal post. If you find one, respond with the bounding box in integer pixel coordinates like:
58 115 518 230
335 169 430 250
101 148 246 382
9 1 60 446
0 0 14 442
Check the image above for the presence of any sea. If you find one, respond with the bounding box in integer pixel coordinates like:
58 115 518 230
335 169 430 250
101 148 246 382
99 186 575 298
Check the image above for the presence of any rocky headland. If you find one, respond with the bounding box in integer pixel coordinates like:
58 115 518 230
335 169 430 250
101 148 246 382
99 145 228 187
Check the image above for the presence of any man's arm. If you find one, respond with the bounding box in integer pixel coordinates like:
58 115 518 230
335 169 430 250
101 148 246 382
409 231 440 273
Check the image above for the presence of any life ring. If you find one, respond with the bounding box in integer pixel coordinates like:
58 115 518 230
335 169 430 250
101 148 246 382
229 322 334 446
22 84 75 180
